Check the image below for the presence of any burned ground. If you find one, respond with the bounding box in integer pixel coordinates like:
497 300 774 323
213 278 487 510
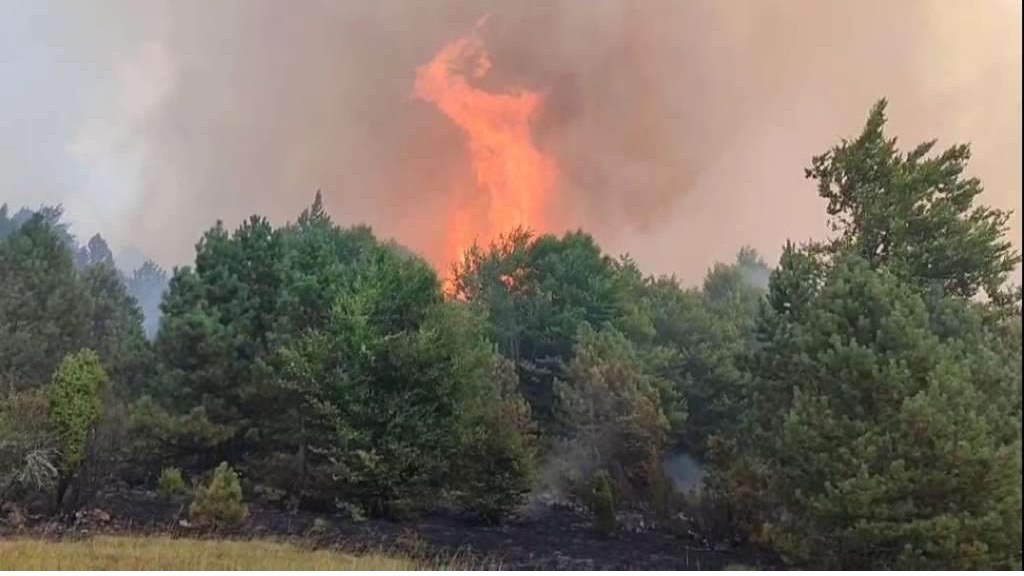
1 488 777 570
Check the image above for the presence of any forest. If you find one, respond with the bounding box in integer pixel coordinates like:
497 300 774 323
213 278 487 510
1 100 1021 570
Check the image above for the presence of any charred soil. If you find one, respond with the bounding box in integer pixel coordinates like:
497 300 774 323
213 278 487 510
1 488 778 570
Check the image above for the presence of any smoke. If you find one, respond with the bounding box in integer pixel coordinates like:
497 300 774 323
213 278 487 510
66 42 178 241
2 0 1020 282
663 452 706 495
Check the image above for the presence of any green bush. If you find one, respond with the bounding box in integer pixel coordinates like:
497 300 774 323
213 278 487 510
589 470 616 537
157 467 187 499
189 462 248 527
453 357 535 524
48 350 107 509
48 351 107 475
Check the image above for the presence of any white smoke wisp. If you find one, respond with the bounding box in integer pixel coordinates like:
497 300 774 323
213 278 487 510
66 41 178 251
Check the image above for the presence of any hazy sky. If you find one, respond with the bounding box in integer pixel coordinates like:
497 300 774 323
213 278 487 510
2 0 1020 283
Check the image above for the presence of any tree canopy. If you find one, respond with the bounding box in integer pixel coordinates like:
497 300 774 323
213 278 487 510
807 99 1019 299
1 101 1020 566
707 100 1023 569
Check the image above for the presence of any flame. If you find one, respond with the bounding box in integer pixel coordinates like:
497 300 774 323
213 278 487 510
414 18 556 268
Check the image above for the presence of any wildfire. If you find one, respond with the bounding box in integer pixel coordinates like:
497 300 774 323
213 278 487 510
414 18 556 269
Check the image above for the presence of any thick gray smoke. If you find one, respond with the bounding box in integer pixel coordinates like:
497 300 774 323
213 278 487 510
2 0 1020 282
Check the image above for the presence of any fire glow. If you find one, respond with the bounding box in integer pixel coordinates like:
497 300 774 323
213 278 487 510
414 19 556 268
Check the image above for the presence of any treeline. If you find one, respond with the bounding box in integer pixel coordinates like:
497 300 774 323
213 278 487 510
0 204 169 339
1 100 1021 569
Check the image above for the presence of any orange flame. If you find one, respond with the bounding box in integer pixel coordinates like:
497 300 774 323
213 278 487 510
414 18 556 269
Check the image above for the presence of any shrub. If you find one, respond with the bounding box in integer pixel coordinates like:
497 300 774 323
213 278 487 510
555 326 669 503
455 422 534 523
589 470 616 537
49 351 107 473
189 462 248 527
453 357 536 523
0 388 55 503
334 500 367 522
48 350 107 509
157 467 187 500
279 298 519 516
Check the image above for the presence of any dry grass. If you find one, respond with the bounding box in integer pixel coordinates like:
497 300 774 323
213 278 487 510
0 535 426 570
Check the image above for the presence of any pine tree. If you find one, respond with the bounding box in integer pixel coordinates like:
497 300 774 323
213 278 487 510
716 100 1024 568
807 99 1020 299
81 262 149 396
752 257 1021 569
0 216 92 390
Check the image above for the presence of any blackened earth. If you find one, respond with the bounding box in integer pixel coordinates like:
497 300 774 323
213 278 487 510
1 489 778 570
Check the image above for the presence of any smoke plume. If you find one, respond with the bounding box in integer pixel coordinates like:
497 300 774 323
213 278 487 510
2 0 1020 282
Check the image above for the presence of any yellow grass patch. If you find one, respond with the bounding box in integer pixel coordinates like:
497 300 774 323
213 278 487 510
0 535 423 570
